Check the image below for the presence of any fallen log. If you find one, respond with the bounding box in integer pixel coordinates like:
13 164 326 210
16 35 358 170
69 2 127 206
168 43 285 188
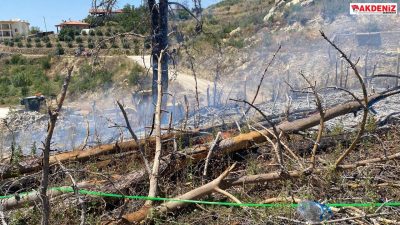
0 132 203 180
121 150 400 223
0 104 316 180
107 89 400 192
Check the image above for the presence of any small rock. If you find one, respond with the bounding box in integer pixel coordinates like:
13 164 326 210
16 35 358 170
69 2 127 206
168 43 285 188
229 27 241 36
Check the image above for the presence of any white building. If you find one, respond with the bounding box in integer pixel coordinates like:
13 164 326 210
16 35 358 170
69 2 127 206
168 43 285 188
0 19 30 41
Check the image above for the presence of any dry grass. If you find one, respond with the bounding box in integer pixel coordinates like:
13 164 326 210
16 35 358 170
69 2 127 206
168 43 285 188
4 122 400 224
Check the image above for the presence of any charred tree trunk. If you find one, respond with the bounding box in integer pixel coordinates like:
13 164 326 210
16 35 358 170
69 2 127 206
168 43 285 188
149 0 168 104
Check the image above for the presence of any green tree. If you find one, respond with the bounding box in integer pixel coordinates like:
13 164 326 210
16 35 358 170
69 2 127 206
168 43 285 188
58 27 76 41
55 43 65 55
75 36 83 43
30 26 41 34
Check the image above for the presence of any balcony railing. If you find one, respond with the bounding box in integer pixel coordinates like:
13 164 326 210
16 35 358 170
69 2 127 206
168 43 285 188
0 24 11 30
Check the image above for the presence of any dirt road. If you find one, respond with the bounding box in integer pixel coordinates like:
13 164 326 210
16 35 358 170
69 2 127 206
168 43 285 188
128 55 212 94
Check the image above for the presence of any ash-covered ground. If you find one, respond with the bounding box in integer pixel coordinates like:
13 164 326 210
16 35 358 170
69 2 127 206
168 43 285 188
1 85 399 156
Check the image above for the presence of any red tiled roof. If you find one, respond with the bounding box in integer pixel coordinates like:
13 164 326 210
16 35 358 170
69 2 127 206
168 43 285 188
56 21 90 27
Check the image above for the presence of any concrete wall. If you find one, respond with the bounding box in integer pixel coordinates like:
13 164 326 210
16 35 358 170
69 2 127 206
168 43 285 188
11 22 30 37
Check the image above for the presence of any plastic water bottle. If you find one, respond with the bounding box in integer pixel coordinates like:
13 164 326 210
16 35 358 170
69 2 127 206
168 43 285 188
297 200 333 222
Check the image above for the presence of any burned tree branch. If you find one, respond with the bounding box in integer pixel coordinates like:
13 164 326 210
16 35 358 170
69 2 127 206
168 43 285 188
116 101 151 176
203 132 222 176
122 164 236 223
298 72 324 171
320 30 369 167
231 98 284 170
123 148 400 223
246 45 281 114
41 66 73 225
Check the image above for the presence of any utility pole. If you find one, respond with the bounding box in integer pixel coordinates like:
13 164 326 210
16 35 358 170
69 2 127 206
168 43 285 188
43 17 48 32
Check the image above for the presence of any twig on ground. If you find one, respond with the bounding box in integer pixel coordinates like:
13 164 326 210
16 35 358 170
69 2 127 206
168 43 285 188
203 132 222 176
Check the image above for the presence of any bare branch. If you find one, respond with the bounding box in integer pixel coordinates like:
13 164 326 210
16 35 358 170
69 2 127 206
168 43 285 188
203 132 222 176
246 45 281 114
230 98 285 170
298 72 324 171
116 101 151 176
40 66 73 225
320 30 369 167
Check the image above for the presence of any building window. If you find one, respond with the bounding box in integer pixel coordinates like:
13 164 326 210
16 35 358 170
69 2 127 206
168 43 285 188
1 24 11 30
15 28 18 33
3 31 11 37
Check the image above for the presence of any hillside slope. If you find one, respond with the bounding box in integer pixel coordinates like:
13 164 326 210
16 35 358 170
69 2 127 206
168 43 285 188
181 0 400 103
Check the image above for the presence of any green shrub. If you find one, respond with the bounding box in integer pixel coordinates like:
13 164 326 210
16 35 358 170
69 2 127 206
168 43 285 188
227 38 244 48
95 29 103 36
26 43 32 48
12 72 32 87
128 64 144 85
31 142 37 155
64 35 73 42
42 36 50 43
41 57 51 70
75 36 83 43
121 39 130 49
134 44 140 55
89 29 95 36
82 30 88 36
105 28 112 37
35 42 43 48
34 37 41 43
17 42 24 48
67 42 73 48
10 54 26 65
69 63 113 93
99 41 107 49
55 45 65 55
111 42 119 48
88 42 95 49
59 27 76 41
4 39 10 46
27 37 32 43
0 77 11 85
46 42 52 48
9 41 14 47
21 86 30 96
